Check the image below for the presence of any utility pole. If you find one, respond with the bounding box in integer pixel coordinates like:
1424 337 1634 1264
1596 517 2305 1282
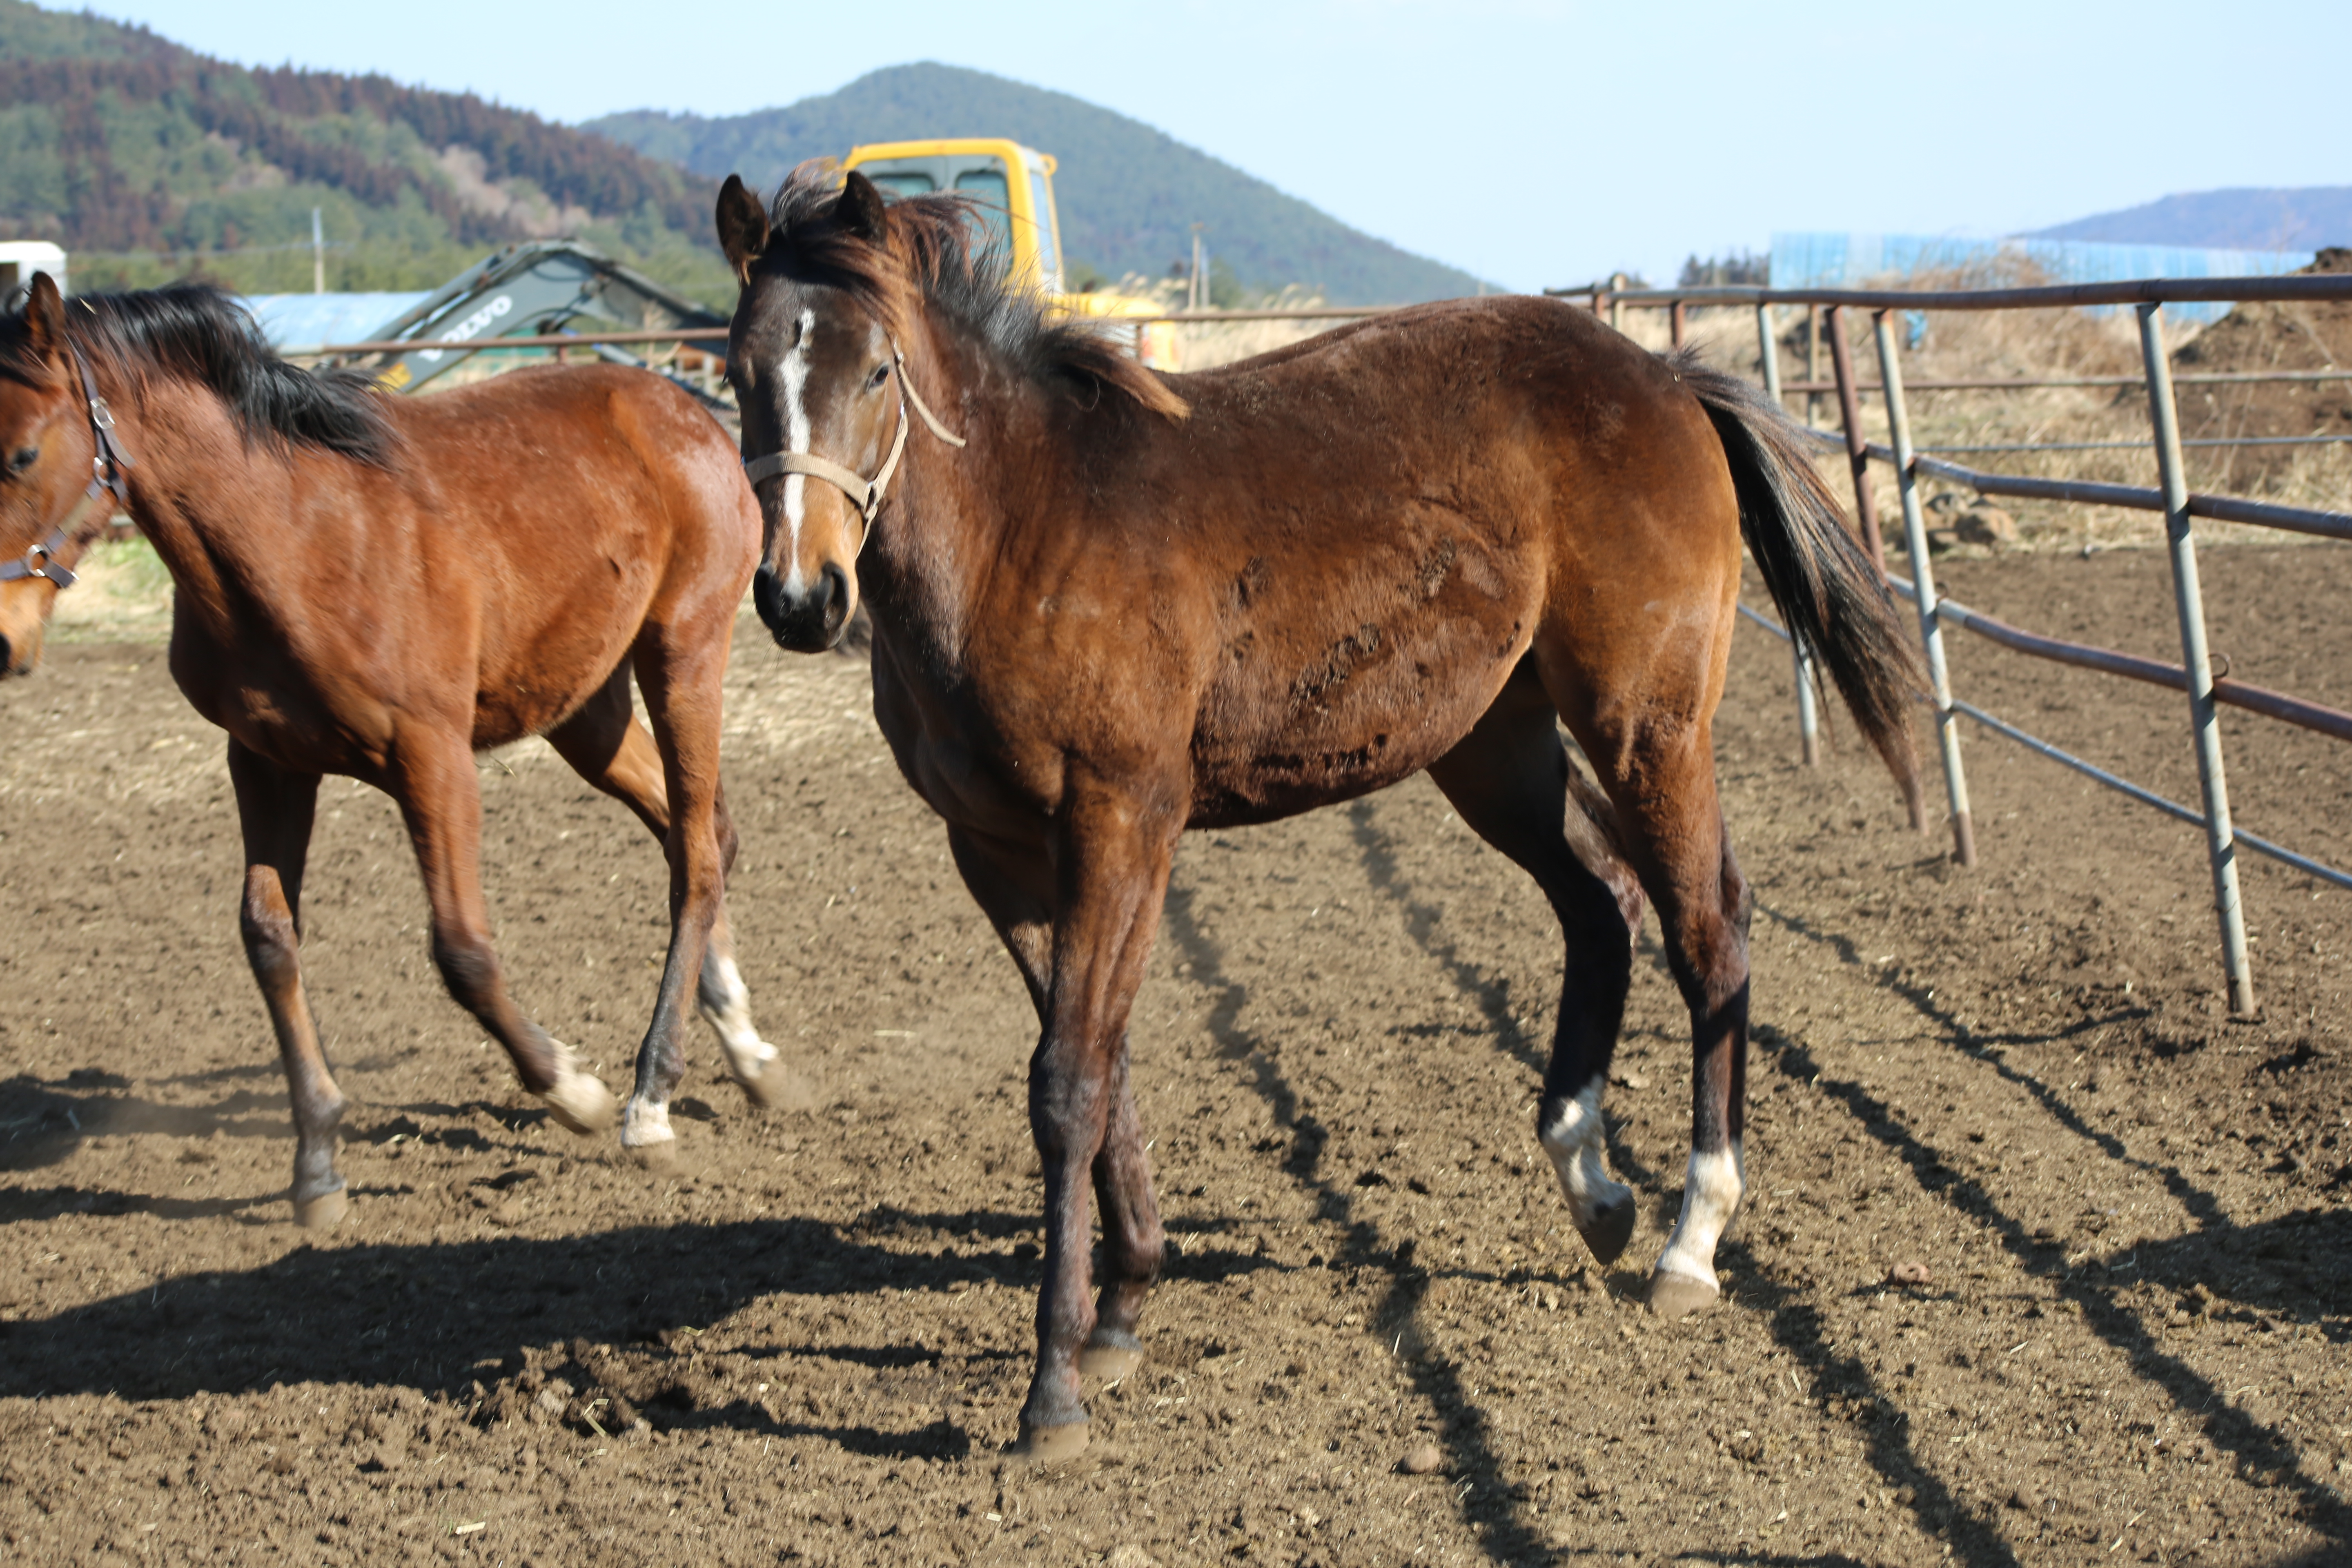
311 207 325 295
1190 225 1206 312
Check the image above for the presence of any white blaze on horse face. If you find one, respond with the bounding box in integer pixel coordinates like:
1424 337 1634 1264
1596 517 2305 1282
1654 1139 1745 1293
775 307 817 595
1538 1083 1630 1234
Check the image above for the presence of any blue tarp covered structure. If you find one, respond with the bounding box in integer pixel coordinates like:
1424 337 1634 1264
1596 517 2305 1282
1768 234 2314 323
238 293 432 349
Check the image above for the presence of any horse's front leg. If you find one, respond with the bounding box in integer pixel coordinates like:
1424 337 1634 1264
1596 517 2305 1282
1016 785 1179 1461
1078 1047 1164 1382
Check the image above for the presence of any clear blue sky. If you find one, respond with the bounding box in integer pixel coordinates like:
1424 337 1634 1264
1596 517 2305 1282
79 0 2352 292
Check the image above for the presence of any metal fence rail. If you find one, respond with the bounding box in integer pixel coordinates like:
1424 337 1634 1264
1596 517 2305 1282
1668 275 2352 1016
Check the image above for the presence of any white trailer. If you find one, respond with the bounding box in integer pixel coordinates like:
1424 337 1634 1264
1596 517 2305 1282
0 241 67 300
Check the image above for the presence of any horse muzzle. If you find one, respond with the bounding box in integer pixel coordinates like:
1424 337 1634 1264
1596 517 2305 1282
754 560 854 653
0 604 48 679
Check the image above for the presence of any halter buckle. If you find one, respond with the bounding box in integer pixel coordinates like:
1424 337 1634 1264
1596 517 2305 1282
16 538 76 590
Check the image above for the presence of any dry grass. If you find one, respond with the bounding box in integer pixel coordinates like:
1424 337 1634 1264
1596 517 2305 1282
47 535 173 643
1655 257 2351 554
1093 276 1347 372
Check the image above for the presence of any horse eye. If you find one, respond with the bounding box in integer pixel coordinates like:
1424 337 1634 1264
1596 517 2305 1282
866 363 891 391
6 445 34 474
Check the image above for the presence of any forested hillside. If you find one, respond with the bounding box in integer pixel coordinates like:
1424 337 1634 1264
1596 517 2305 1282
0 0 733 302
588 63 1485 305
0 3 1481 308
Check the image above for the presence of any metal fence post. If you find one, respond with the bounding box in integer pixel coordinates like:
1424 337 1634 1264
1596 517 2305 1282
2138 303 2256 1016
1806 303 1822 427
1824 305 1887 575
1873 309 1976 865
1756 303 1820 765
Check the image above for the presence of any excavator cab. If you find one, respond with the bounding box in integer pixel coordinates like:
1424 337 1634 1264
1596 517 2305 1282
843 139 1065 295
842 138 1176 366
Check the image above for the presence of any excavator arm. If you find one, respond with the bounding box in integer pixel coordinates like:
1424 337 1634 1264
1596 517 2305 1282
356 240 727 398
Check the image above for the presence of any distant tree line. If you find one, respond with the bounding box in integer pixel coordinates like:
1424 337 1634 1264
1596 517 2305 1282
1678 249 1768 287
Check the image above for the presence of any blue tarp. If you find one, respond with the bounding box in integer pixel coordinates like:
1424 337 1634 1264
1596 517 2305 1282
239 292 432 349
1768 234 2315 324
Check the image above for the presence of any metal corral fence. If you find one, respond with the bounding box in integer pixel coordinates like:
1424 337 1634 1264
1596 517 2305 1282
285 279 2352 1014
1555 276 2352 1019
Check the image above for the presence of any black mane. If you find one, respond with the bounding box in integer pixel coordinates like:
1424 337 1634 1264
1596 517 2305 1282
761 165 1187 420
6 285 395 465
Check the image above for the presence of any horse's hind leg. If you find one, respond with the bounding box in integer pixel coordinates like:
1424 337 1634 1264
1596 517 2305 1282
1557 689 1753 1319
615 628 733 1166
227 739 347 1227
391 732 616 1134
546 673 801 1119
1425 664 1647 1267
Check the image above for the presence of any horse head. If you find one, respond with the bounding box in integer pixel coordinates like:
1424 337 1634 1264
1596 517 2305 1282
0 273 109 678
718 168 911 653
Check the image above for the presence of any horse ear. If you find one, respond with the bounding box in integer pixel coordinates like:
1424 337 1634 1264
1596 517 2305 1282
835 171 887 244
715 175 770 283
21 270 67 363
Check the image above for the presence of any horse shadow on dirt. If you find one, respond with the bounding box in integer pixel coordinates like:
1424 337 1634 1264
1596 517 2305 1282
0 1203 1283 1466
0 1069 575 1218
0 1068 298 1178
1333 800 2352 1565
1164 856 1574 1568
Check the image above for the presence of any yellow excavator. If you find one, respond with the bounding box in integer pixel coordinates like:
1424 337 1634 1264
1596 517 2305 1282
840 138 1178 369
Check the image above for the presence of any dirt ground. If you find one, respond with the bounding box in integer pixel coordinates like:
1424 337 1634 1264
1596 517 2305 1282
1 541 2347 1568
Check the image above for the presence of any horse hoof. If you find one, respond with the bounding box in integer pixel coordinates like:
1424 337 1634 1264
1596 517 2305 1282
1011 1421 1089 1463
293 1187 348 1229
735 1069 817 1114
542 1071 617 1135
1579 1196 1637 1266
1647 1267 1719 1319
1077 1336 1143 1382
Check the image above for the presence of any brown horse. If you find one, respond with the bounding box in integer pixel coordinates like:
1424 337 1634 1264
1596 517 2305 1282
0 274 794 1224
716 167 1923 1458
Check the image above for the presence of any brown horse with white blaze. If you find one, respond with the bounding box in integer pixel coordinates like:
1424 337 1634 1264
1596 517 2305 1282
0 274 796 1222
718 167 1924 1458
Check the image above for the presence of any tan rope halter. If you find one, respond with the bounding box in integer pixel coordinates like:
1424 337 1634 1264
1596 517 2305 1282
741 345 964 550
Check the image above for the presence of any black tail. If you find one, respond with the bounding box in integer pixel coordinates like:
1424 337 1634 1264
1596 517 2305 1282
1671 349 1925 815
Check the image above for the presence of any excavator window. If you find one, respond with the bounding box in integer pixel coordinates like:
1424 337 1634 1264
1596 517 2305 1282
952 170 1014 254
865 172 935 198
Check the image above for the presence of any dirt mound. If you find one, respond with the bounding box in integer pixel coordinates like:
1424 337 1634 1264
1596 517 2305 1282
2172 247 2352 484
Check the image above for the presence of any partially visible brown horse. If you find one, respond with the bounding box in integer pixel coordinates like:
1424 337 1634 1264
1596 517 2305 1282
0 275 795 1223
716 168 1925 1459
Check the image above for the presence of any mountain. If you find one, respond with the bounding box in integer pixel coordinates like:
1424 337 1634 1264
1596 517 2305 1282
0 0 733 303
586 64 1485 305
2027 187 2352 252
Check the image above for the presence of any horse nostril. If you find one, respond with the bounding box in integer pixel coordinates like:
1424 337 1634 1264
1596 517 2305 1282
819 563 851 639
752 563 787 629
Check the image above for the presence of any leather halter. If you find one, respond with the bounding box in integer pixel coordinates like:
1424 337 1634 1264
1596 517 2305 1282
0 347 134 593
741 346 964 550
